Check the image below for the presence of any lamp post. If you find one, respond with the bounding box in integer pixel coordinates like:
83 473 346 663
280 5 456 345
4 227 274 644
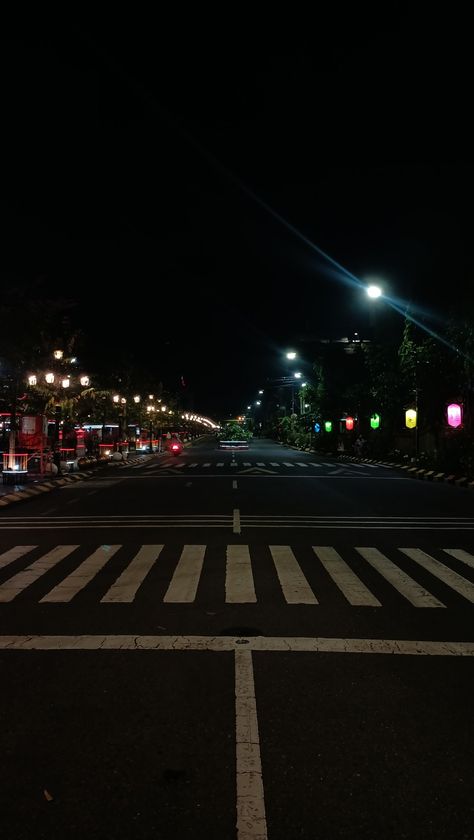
26 352 91 472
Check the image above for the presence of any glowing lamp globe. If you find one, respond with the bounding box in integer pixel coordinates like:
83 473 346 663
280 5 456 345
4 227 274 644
370 413 380 429
345 416 354 431
447 403 462 428
405 409 417 429
324 420 332 432
314 422 321 433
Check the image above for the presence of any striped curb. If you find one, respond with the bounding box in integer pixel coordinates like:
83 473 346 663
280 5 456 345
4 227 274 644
0 470 98 507
335 454 474 488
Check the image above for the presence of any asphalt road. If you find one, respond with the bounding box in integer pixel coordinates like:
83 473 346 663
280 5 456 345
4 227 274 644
1 436 473 839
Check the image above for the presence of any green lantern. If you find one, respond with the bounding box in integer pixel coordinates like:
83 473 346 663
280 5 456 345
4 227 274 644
370 413 380 429
324 420 332 432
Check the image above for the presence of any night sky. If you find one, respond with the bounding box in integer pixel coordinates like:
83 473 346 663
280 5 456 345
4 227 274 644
2 16 473 418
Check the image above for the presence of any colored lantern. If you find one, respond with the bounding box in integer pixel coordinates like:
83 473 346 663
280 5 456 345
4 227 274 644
324 420 332 432
314 422 321 433
370 413 380 429
447 403 462 428
345 416 354 431
405 408 417 429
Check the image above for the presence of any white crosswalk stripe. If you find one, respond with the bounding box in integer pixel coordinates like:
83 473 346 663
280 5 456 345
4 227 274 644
355 547 445 607
442 548 474 570
400 547 474 603
313 546 381 606
226 545 256 603
269 545 317 604
0 545 79 603
139 461 358 471
163 545 205 602
40 545 121 603
0 545 36 570
101 545 163 603
1 544 474 609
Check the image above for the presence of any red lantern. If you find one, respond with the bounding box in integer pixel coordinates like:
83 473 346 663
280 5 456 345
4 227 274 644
447 403 462 428
345 416 354 431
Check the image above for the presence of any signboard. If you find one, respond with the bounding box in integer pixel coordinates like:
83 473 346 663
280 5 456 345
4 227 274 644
18 415 47 449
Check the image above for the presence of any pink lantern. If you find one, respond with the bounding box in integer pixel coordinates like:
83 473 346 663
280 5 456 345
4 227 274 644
447 403 462 428
345 416 354 431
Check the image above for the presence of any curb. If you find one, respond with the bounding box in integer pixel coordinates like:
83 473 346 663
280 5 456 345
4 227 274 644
335 454 474 489
0 470 96 507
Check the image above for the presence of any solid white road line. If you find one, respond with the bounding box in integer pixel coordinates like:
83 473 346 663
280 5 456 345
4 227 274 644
313 546 381 606
40 545 121 603
356 547 445 607
270 545 318 604
443 548 474 570
0 545 79 603
1 635 473 655
400 547 474 603
226 545 257 603
0 545 36 569
163 545 206 603
235 649 268 840
101 545 164 603
233 508 241 535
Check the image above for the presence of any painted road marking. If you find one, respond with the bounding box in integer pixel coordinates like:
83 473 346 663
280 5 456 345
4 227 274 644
443 548 474 570
232 480 238 489
283 462 295 467
40 545 121 603
270 545 318 604
356 547 445 607
0 545 36 570
0 545 79 603
400 547 474 603
163 545 206 603
226 545 256 603
233 508 241 535
295 462 308 467
313 546 381 606
1 634 473 655
101 545 163 603
235 649 267 839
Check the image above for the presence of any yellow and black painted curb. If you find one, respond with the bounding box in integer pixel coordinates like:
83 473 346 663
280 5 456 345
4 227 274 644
0 471 97 508
337 455 473 489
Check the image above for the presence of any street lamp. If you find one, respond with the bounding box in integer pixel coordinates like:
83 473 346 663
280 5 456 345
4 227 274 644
286 351 297 360
366 284 382 299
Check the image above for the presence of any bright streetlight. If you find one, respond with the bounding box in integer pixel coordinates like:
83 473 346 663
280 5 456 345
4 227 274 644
367 284 382 299
286 351 297 360
294 372 302 379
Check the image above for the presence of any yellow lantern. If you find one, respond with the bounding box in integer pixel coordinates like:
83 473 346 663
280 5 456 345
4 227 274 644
405 408 417 429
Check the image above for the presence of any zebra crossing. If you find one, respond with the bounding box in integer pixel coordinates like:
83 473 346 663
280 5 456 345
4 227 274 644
143 457 346 470
0 543 473 607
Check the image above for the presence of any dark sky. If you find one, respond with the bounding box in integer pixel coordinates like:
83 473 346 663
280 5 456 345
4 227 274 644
2 15 473 417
